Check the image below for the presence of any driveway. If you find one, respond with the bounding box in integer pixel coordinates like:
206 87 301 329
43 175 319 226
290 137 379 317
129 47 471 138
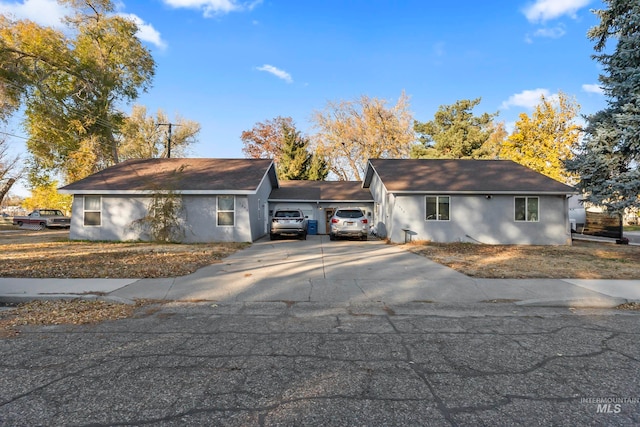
111 235 626 305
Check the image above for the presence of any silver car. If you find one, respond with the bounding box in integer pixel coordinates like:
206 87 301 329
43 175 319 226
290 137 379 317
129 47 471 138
270 209 308 240
329 208 368 241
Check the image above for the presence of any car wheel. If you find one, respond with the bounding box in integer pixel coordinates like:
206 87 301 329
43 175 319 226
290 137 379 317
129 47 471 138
17 221 23 227
270 233 276 240
361 235 367 241
38 222 46 230
329 233 335 241
301 232 307 240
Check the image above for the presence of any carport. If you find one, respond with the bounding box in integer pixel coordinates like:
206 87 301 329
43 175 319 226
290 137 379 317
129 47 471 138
268 181 374 234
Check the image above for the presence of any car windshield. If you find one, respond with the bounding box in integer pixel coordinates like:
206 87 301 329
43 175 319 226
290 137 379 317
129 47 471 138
40 210 64 216
336 210 363 219
274 211 301 218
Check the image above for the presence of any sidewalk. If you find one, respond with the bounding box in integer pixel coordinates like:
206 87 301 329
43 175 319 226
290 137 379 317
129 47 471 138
1 236 638 308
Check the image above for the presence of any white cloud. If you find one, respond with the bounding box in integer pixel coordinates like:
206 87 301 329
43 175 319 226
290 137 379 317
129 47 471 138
163 0 262 17
120 13 167 49
582 83 604 95
533 25 566 39
257 65 293 83
501 88 554 110
523 0 591 23
0 0 69 28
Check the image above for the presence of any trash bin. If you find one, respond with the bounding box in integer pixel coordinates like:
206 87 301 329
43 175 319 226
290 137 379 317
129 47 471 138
308 220 318 235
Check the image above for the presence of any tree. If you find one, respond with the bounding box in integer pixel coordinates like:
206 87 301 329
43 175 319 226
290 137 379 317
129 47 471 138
501 92 581 182
278 124 312 180
0 0 155 183
241 116 294 161
0 133 23 204
307 150 329 181
566 0 640 212
411 98 498 159
311 92 414 181
242 117 328 180
22 181 72 214
131 165 186 242
118 105 201 160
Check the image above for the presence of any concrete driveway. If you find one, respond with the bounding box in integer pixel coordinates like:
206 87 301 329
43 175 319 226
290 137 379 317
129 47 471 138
111 235 629 306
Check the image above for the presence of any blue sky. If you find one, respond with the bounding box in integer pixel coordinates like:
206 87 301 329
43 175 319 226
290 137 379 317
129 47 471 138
1 0 608 195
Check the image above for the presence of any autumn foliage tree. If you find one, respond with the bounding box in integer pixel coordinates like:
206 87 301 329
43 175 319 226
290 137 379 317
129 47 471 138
0 0 155 183
312 92 415 181
241 116 294 161
22 181 72 214
118 105 201 160
501 92 581 182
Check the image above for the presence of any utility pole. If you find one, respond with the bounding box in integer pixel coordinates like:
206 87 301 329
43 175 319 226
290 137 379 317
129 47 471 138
157 123 181 158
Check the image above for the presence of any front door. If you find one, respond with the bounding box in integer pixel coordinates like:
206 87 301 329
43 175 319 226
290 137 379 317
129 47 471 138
325 208 335 235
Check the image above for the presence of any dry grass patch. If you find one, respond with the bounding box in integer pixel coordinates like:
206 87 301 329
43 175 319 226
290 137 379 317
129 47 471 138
0 229 249 278
405 240 639 279
0 299 163 337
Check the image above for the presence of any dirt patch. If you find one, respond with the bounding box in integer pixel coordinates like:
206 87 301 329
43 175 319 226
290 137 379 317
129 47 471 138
0 228 248 278
405 240 640 279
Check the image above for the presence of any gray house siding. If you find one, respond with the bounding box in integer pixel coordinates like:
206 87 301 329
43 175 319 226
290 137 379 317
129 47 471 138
388 194 571 245
366 172 389 237
248 175 275 240
68 195 147 241
68 194 256 243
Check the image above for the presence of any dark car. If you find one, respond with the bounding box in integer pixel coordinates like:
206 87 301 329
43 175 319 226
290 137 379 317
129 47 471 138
270 209 308 240
329 208 368 241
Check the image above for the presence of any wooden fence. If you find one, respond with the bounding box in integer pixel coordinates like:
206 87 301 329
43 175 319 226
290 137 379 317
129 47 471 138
581 211 622 239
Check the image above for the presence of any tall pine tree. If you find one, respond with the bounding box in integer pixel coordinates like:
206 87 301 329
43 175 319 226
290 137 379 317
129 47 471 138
566 0 640 212
278 124 312 180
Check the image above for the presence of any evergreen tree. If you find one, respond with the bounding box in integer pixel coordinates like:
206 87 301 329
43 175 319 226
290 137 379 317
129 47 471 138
411 98 498 159
566 0 640 211
307 151 329 181
278 124 312 180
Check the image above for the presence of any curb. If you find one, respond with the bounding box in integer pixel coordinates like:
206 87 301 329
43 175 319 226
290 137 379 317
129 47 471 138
516 297 628 308
0 294 136 306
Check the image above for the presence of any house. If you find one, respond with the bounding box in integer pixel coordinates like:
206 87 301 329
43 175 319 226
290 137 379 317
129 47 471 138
59 158 277 242
363 159 577 245
268 180 374 234
59 157 577 245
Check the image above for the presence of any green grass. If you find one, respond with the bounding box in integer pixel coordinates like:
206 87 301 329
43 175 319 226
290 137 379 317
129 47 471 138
624 225 640 232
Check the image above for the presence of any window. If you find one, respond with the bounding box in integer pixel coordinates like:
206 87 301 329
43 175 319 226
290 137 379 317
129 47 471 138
515 197 539 222
83 196 101 226
426 196 450 221
217 195 235 226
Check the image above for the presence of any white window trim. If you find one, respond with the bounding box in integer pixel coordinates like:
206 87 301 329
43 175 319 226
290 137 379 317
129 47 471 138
425 195 451 221
83 195 102 227
514 196 539 222
217 195 236 227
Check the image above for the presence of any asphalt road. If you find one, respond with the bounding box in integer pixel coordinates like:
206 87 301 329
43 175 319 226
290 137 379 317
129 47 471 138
625 231 640 244
1 302 638 426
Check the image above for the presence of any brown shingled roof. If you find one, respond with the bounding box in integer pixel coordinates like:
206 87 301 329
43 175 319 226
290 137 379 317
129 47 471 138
269 180 373 202
59 158 275 193
365 159 576 194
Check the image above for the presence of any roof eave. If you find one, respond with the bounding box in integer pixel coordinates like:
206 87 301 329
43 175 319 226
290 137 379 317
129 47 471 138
58 189 258 195
389 190 578 196
268 198 374 203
